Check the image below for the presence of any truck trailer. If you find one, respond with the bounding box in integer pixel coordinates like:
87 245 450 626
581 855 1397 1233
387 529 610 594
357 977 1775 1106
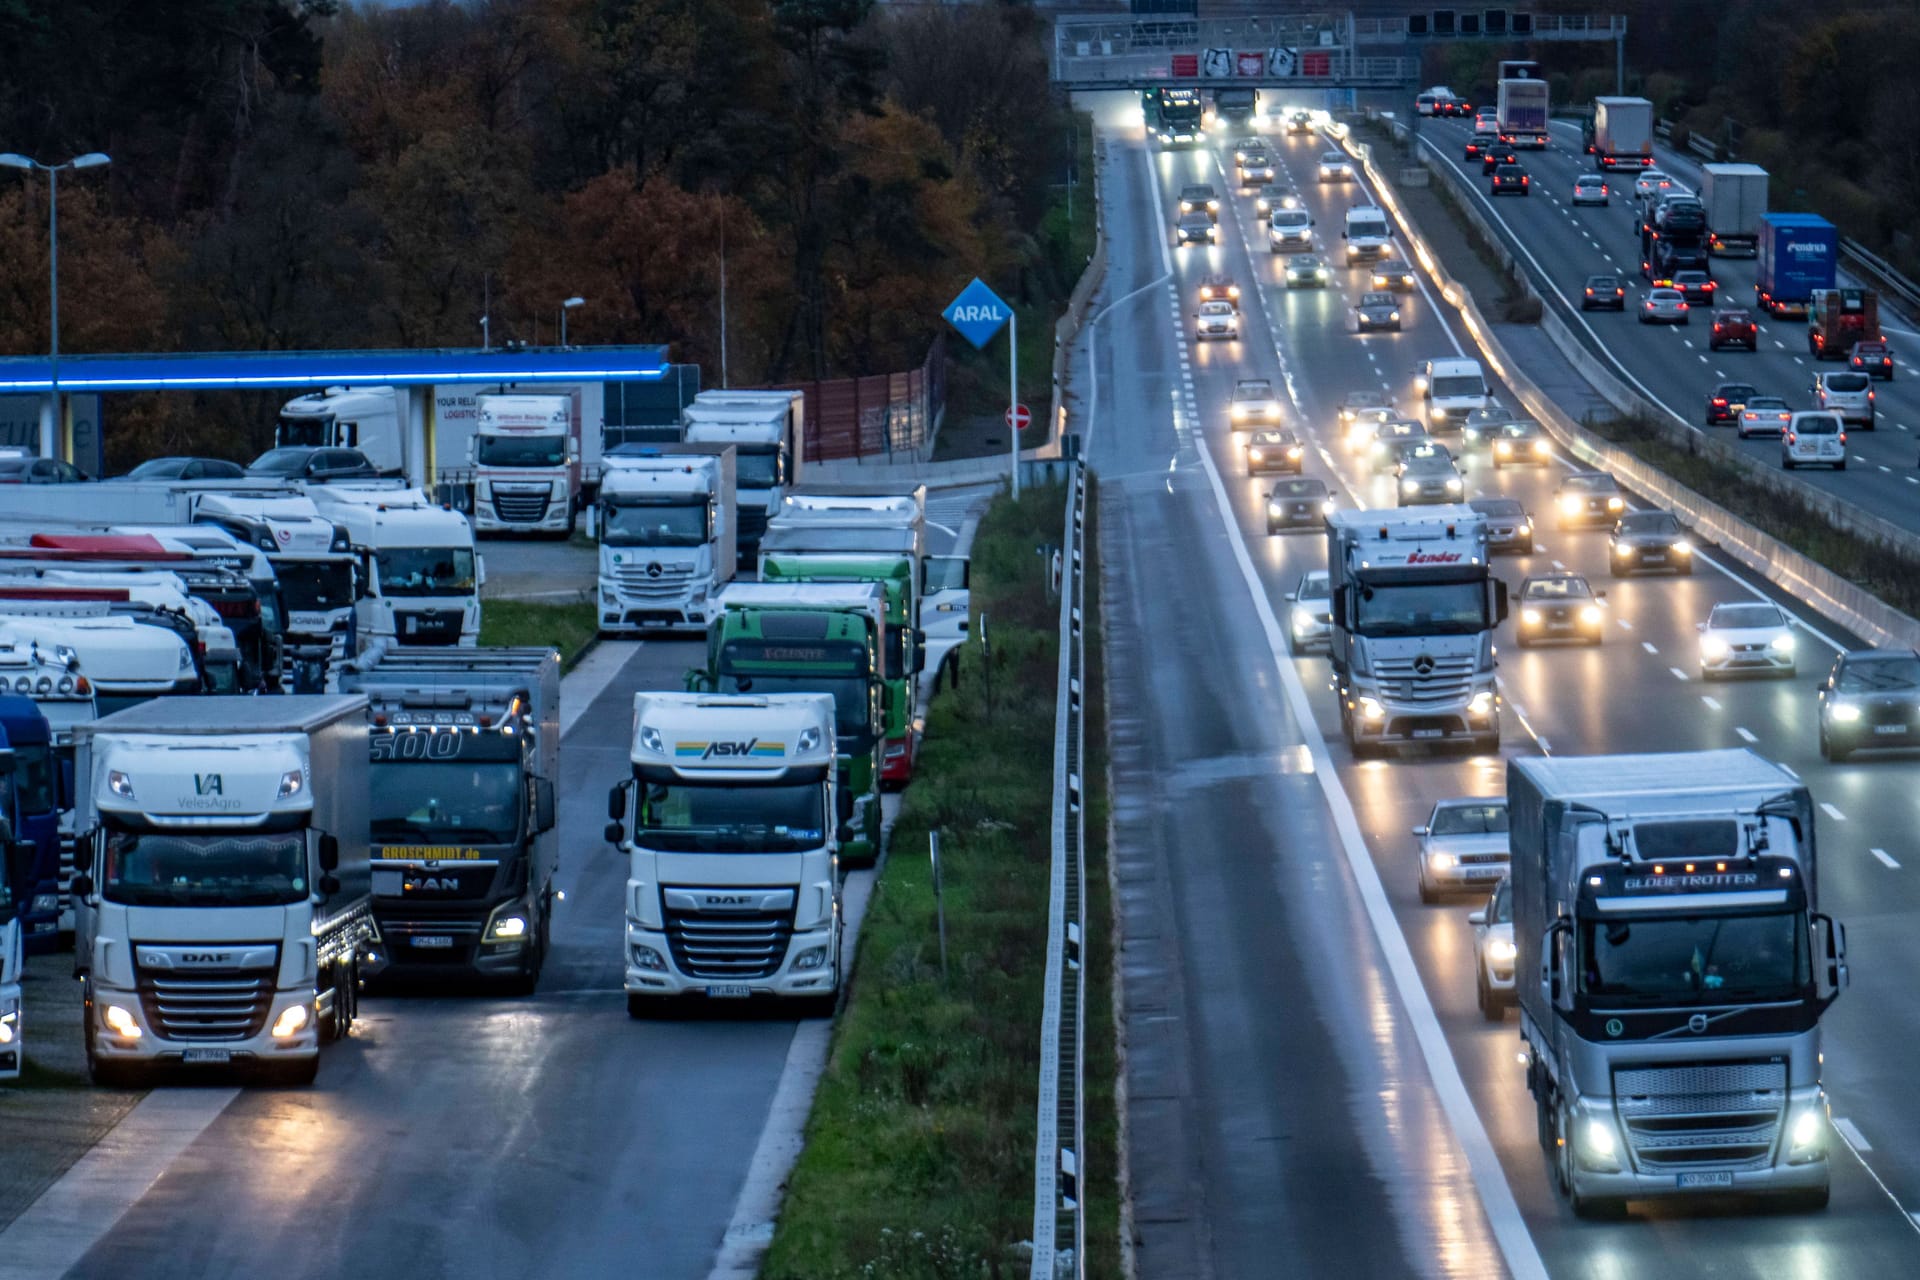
1510 750 1846 1215
1699 164 1769 257
1588 97 1654 170
1496 75 1549 149
1755 214 1838 318
680 391 805 564
72 695 380 1086
1807 288 1881 361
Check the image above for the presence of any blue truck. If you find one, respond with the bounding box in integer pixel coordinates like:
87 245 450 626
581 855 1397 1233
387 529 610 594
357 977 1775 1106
0 699 59 954
1755 213 1838 318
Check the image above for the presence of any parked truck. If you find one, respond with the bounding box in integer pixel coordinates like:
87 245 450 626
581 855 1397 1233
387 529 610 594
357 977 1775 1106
1324 507 1506 755
340 645 559 989
1699 163 1769 257
595 444 737 634
680 391 805 565
607 693 845 1013
1587 96 1654 170
699 582 889 865
0 697 61 953
305 484 481 648
1511 750 1847 1216
1808 288 1881 360
470 392 590 537
1755 213 1838 318
1496 71 1549 149
71 695 379 1086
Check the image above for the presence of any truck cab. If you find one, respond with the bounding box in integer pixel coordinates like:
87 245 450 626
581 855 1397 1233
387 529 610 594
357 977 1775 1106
681 391 805 565
306 484 481 648
0 698 60 953
471 393 581 536
596 444 737 633
608 693 844 1012
191 492 358 690
276 387 406 474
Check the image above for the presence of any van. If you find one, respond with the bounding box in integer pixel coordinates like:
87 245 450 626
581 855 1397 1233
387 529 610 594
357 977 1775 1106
1416 358 1491 431
1813 371 1876 427
1782 411 1846 470
1267 207 1314 253
1342 206 1392 262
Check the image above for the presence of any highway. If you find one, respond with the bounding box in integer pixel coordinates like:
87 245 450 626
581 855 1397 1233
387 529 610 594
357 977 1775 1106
1093 90 1920 1277
1412 113 1920 533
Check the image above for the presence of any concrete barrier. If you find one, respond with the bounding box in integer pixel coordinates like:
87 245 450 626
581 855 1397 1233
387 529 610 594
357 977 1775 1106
1341 123 1920 650
1047 149 1111 460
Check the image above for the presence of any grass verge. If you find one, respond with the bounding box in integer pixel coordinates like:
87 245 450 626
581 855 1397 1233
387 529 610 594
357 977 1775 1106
476 600 598 670
763 480 1118 1278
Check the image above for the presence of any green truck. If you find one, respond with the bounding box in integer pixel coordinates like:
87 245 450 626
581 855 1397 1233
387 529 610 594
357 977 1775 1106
693 582 889 865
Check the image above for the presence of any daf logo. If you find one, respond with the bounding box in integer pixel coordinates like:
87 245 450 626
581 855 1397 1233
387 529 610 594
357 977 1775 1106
181 952 232 965
646 562 664 579
1412 654 1436 676
705 894 753 907
1688 1013 1710 1034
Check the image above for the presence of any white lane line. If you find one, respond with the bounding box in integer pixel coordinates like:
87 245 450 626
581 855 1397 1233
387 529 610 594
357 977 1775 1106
1551 559 1566 569
1821 802 1847 822
1617 617 1633 630
1149 140 1549 1280
1735 726 1758 743
1641 641 1658 655
1669 666 1690 681
0 1089 241 1279
1837 1118 1873 1152
1873 848 1901 869
1780 762 1800 778
1701 695 1722 710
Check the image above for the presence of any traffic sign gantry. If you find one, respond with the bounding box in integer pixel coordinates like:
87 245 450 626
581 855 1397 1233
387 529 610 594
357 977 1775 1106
1006 403 1032 430
943 278 1013 350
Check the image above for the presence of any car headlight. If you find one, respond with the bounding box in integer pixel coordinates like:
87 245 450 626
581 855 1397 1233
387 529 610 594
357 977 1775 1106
1322 498 1336 514
1608 497 1624 510
1248 448 1265 461
1521 608 1542 626
1444 478 1462 492
1401 479 1419 495
1232 405 1248 419
1358 696 1385 721
1390 312 1400 322
1772 633 1796 652
1701 636 1730 661
1829 701 1861 723
1496 442 1513 456
1558 494 1581 514
1518 523 1532 537
1291 605 1314 632
1488 938 1518 963
1672 539 1693 555
1533 440 1549 455
1427 851 1456 871
1614 543 1633 557
1287 446 1302 459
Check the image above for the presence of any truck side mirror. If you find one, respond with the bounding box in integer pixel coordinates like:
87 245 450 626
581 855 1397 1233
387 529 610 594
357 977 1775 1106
607 784 626 822
836 785 854 827
318 833 340 872
1331 584 1349 621
1814 913 1849 1000
1543 918 1571 1009
71 873 94 898
0 750 14 777
604 820 625 846
72 828 95 874
319 873 341 896
913 630 927 675
534 778 556 834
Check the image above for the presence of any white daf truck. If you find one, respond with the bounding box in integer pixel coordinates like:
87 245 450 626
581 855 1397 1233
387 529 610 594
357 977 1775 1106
305 484 481 648
596 445 736 634
470 392 589 537
1511 750 1846 1215
71 695 378 1086
606 692 845 1014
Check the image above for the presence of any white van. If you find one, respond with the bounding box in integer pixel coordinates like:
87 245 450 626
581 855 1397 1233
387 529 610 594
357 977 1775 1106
1417 358 1491 431
1343 206 1392 263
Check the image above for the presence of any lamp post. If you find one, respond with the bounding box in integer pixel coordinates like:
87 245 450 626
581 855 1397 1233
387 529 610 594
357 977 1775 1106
0 151 110 460
559 296 584 348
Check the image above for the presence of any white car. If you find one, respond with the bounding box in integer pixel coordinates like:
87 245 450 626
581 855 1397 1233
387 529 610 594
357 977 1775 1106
1473 112 1499 136
1468 879 1516 1020
1633 169 1676 200
1639 287 1690 325
1414 797 1510 903
1285 254 1330 288
1737 395 1793 439
1782 410 1847 470
1698 601 1797 679
1317 151 1354 183
1195 300 1239 341
1284 569 1332 653
1814 370 1877 427
1229 378 1283 426
1571 174 1610 206
1266 206 1314 252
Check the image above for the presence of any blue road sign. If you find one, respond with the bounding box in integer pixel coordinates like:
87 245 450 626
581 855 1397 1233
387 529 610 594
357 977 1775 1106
943 278 1013 350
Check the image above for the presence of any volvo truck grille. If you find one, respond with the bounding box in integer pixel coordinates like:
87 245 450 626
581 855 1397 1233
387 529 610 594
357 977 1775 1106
1613 1060 1788 1171
136 962 277 1041
662 888 795 980
492 490 551 524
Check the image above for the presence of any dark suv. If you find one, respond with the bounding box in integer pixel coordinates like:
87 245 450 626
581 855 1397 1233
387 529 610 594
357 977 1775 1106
1819 648 1920 761
1705 381 1757 427
1480 144 1518 175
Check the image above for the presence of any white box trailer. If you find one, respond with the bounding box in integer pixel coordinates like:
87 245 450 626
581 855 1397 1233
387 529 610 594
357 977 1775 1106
682 391 805 562
1700 163 1770 258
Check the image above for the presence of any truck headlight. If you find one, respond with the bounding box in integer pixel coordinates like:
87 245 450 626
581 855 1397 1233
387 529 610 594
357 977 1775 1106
277 769 304 799
1791 1107 1823 1152
271 1004 311 1039
107 770 136 800
1487 938 1517 964
31 893 57 913
631 944 667 971
1582 1117 1618 1164
1829 702 1861 723
1357 696 1385 721
103 1003 143 1040
486 912 528 942
791 946 830 971
1468 691 1494 716
1431 406 1447 422
0 1007 17 1045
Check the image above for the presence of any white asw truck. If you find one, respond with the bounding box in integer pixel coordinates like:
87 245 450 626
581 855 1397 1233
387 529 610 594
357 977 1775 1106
607 692 845 1014
470 392 589 537
71 695 379 1086
681 391 805 566
596 445 736 634
1511 751 1847 1215
1325 507 1506 755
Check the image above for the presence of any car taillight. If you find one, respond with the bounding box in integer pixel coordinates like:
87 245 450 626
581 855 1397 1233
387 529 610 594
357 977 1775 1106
1840 433 1848 443
1786 434 1796 444
1712 398 1727 406
1704 281 1715 290
1586 288 1594 295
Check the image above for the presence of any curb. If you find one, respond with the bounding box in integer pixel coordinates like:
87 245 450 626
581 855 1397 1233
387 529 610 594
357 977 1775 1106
1344 125 1920 650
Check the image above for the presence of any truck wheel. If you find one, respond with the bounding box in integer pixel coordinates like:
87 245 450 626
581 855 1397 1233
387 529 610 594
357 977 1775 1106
87 1051 142 1090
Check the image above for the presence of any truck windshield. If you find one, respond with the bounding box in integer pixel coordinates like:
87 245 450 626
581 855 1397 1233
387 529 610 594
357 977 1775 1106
1352 578 1488 636
376 548 476 598
102 829 310 907
476 434 567 468
1580 910 1809 1004
276 560 356 615
370 761 522 844
733 446 784 489
601 500 709 548
1430 377 1486 398
275 416 328 448
634 779 826 853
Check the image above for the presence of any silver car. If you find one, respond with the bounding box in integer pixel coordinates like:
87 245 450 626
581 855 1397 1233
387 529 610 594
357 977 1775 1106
1737 395 1793 439
1698 601 1797 679
1468 878 1516 1019
1317 151 1354 182
1571 173 1610 206
1195 300 1239 341
1639 287 1690 325
1414 798 1510 902
1633 169 1675 200
1814 370 1876 426
1284 569 1332 653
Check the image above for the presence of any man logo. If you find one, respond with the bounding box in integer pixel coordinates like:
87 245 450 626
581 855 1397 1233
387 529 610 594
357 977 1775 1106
705 740 758 759
193 773 223 796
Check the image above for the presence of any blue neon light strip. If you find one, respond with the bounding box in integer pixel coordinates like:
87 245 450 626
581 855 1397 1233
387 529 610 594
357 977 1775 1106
0 345 669 393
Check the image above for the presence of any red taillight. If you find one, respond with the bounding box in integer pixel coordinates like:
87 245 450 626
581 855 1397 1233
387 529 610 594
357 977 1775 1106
1704 281 1716 290
1786 434 1796 444
1840 432 1848 443
1712 398 1727 407
1679 302 1690 310
1586 288 1594 295
1522 176 1529 185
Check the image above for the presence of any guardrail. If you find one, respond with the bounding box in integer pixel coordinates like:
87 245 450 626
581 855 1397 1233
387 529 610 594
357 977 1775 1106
1840 237 1920 317
1030 463 1088 1280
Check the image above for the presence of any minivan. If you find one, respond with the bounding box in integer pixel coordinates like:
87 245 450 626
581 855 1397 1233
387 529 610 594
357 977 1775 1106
1267 207 1314 253
1782 411 1847 470
1814 371 1876 427
1416 357 1491 430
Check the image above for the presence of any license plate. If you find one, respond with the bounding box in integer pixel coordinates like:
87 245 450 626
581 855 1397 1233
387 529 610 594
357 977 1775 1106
706 984 752 999
411 935 455 949
1875 724 1909 735
1644 553 1666 563
1676 1171 1734 1189
182 1048 232 1065
1466 865 1506 877
1412 728 1444 739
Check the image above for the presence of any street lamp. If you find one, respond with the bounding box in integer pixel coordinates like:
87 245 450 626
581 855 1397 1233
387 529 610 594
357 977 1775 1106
559 296 584 347
0 150 110 459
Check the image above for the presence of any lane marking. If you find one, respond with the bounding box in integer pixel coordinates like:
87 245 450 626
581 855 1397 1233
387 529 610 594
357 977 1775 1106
1873 848 1901 869
1780 762 1800 778
1837 1118 1873 1152
1821 802 1847 822
1701 695 1722 710
1669 666 1690 681
1641 641 1658 655
1735 726 1758 743
1617 617 1633 630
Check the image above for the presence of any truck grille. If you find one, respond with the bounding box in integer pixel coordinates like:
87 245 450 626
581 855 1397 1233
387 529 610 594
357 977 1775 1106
662 891 794 980
136 959 278 1042
1613 1060 1787 1171
379 913 485 964
1373 652 1477 704
491 490 551 525
395 609 464 645
614 562 696 601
